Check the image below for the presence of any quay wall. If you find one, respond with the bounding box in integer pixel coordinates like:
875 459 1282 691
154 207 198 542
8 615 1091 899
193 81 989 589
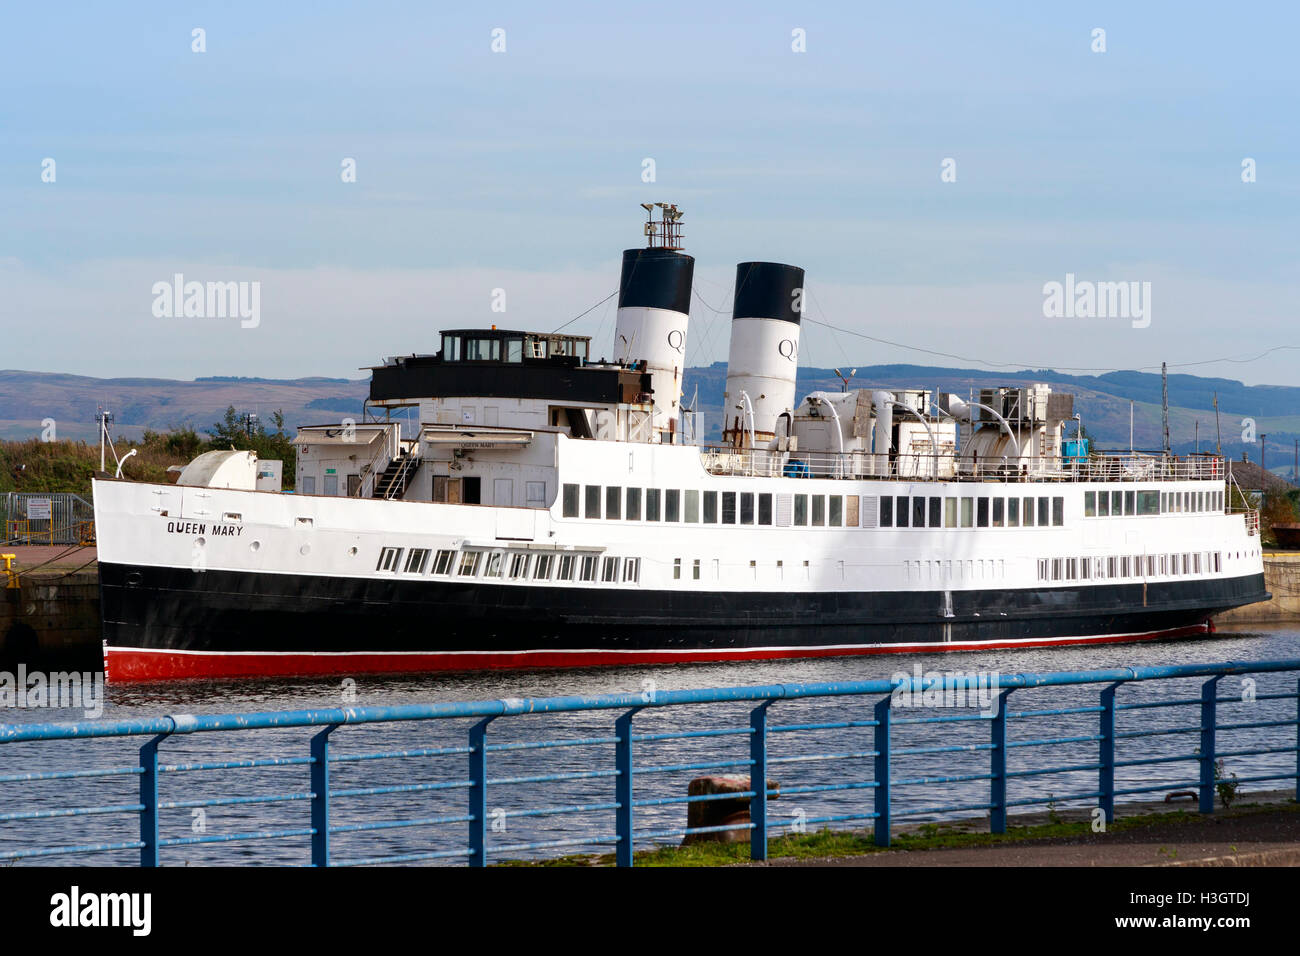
1216 552 1300 624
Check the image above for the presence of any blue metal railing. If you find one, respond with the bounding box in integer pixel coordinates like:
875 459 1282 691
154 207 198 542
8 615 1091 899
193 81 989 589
1 660 1298 866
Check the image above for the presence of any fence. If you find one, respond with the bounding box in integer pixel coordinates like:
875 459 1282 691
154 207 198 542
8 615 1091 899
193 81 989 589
1 492 95 545
0 659 1297 866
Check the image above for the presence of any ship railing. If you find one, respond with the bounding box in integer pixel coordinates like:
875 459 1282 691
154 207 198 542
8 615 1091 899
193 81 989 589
2 659 1297 867
698 445 1225 484
351 422 402 498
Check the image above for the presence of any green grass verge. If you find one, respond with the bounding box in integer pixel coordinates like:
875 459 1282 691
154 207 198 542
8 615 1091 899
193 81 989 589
495 799 1300 867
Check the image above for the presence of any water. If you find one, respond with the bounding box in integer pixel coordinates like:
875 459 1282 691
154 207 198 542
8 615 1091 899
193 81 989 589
2 625 1297 865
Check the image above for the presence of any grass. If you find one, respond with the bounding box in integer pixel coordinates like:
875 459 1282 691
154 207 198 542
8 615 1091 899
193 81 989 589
495 799 1300 867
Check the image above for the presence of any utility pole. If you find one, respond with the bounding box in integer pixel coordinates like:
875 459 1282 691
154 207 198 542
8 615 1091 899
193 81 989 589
1261 434 1266 477
1194 420 1199 454
1161 362 1170 456
1129 400 1134 454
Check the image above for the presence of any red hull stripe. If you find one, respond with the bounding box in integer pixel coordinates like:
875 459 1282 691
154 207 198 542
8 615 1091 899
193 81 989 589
104 623 1213 682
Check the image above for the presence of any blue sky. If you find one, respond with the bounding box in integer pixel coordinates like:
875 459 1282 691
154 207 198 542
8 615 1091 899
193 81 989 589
2 1 1297 383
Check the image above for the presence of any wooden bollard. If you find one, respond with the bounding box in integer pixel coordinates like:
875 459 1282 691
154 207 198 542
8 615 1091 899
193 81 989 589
682 775 779 845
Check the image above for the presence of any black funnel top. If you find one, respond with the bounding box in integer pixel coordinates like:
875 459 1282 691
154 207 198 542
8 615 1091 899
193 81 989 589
732 261 805 324
618 248 694 315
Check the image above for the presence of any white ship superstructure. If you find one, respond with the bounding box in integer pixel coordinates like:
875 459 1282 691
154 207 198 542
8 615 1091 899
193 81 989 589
93 205 1269 680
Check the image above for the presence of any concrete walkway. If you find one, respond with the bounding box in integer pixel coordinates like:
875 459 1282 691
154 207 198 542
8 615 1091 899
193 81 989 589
0 544 97 572
760 803 1300 867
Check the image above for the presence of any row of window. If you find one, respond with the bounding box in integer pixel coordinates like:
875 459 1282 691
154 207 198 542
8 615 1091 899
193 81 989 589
376 547 640 584
562 483 1224 529
562 483 1068 530
563 484 786 526
1036 551 1223 582
878 495 1065 528
1084 489 1222 517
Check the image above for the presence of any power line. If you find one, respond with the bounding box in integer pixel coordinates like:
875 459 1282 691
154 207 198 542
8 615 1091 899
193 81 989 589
800 305 1300 376
551 291 617 334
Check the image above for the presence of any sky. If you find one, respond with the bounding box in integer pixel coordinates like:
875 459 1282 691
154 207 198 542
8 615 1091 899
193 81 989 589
2 1 1298 385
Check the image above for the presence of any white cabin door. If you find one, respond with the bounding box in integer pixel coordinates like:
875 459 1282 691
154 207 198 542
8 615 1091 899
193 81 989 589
494 478 514 506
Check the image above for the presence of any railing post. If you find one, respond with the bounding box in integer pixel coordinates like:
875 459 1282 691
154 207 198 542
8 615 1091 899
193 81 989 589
749 701 772 861
990 689 1012 834
310 725 336 867
1099 682 1121 825
873 694 892 847
468 717 494 867
615 709 640 867
138 733 169 867
1199 676 1222 814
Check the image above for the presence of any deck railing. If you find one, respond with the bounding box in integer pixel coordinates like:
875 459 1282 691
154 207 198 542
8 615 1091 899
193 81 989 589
700 446 1226 484
1 660 1296 867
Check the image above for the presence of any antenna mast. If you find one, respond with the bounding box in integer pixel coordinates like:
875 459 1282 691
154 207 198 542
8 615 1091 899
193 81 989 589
640 202 684 251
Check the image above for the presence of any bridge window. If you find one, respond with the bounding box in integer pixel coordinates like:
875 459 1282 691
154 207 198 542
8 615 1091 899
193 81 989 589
685 490 700 523
579 555 598 581
463 337 500 362
646 488 662 521
562 484 579 518
458 551 483 577
557 554 575 580
585 486 601 519
961 498 974 528
796 494 811 526
533 554 554 580
830 496 844 527
1007 497 1019 527
377 547 403 572
606 486 622 520
911 496 925 528
977 498 990 528
404 549 431 574
760 493 774 525
703 491 718 523
1096 492 1109 517
895 496 909 528
666 489 681 522
602 557 619 582
626 487 642 521
992 498 1004 527
1052 497 1064 526
1084 491 1096 516
1138 491 1159 515
722 492 737 524
740 492 755 525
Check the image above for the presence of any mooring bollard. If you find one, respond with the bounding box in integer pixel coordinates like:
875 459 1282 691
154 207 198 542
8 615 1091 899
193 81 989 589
683 775 779 845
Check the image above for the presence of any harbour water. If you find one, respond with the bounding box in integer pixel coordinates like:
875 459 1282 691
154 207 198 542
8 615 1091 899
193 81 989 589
2 624 1297 865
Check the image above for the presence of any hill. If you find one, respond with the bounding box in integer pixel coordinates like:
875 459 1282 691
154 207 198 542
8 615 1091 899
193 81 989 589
2 363 1297 480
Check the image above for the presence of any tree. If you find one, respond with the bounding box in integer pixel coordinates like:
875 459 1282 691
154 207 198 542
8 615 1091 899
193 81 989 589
205 406 296 489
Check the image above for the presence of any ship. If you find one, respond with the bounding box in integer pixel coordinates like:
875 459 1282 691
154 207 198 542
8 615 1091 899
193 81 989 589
92 204 1270 680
